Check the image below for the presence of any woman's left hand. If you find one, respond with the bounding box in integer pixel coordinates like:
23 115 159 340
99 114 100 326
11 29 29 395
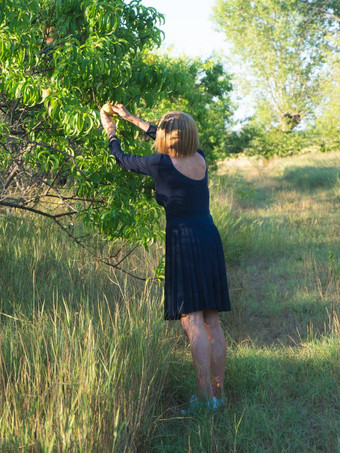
100 106 116 137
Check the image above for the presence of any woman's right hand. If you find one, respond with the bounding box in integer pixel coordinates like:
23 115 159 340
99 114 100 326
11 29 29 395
111 104 150 133
112 104 131 120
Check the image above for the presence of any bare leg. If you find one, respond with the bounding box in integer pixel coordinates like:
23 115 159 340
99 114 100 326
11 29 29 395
203 310 226 399
181 311 214 400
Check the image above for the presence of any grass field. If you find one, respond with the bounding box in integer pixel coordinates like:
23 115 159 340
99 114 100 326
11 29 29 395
0 151 339 452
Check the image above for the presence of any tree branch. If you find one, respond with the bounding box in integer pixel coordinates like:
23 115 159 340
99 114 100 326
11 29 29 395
0 199 152 282
8 134 85 176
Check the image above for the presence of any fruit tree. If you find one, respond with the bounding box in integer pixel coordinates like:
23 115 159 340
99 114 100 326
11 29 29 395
0 0 233 276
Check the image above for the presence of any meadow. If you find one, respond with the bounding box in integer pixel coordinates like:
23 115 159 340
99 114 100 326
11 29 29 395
0 150 339 452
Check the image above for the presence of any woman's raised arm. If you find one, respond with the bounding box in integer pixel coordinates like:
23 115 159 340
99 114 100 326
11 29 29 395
111 104 151 133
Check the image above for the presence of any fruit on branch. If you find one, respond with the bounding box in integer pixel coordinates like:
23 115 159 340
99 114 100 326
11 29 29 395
42 89 51 100
45 27 57 45
102 103 114 116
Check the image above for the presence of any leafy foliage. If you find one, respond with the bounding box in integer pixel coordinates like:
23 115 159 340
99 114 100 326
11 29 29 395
226 125 317 158
140 53 234 168
0 0 233 272
225 122 340 158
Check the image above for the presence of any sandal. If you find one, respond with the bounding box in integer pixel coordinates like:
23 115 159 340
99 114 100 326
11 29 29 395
181 395 226 415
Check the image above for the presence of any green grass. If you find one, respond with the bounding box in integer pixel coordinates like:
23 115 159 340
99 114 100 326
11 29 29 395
281 165 339 190
0 151 339 452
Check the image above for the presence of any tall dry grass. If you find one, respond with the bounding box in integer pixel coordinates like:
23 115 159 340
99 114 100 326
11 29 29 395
0 150 339 451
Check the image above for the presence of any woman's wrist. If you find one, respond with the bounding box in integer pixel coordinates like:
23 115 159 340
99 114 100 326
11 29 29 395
105 124 116 136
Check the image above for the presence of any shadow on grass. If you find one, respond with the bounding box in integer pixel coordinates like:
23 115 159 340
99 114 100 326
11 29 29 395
155 339 339 453
225 246 339 347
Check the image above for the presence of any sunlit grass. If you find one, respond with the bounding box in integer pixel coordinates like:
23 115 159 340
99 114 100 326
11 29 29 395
0 150 339 451
0 272 172 451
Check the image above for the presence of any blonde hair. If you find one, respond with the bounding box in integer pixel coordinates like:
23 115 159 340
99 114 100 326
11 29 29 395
153 111 199 157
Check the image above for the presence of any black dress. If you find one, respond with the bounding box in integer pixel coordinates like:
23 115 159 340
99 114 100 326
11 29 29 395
109 125 231 320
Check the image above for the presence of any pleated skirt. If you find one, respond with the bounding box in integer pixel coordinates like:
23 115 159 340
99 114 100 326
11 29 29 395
164 215 231 320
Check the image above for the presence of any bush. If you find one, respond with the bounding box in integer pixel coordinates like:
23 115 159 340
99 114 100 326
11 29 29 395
226 124 339 159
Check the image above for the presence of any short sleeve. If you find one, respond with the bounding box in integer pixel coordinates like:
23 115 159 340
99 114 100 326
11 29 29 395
109 139 160 178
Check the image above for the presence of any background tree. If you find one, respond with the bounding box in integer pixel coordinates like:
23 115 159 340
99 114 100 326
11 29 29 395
0 0 233 276
213 0 339 131
312 32 340 151
298 0 340 22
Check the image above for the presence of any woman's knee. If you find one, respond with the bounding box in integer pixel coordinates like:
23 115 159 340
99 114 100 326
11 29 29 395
180 311 204 334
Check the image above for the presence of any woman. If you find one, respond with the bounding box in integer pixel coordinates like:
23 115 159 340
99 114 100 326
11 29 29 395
100 104 231 413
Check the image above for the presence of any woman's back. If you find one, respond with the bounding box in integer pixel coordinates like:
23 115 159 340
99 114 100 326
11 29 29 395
154 151 210 221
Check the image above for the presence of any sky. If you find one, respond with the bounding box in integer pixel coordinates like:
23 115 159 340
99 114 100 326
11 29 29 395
139 0 231 58
139 0 255 123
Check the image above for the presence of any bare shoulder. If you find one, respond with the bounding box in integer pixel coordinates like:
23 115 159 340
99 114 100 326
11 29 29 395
170 152 206 180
